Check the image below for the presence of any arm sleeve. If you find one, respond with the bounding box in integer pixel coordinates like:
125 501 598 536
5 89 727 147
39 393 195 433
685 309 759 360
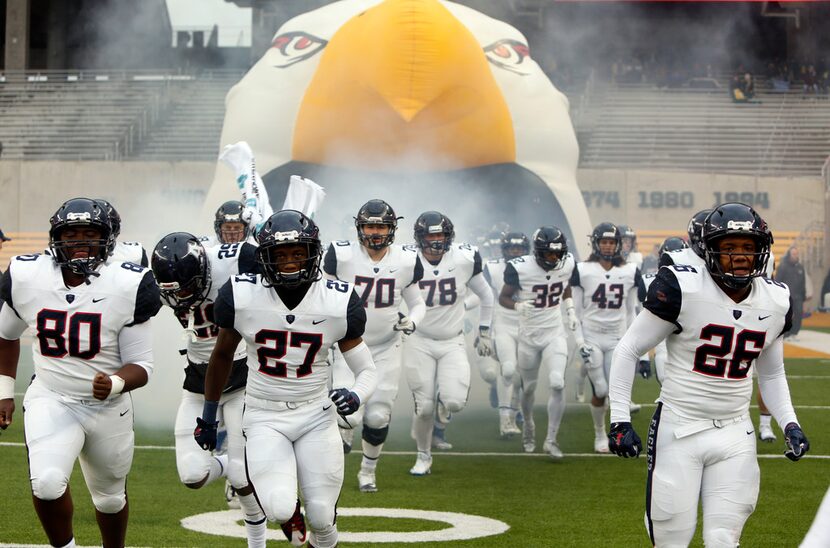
129 270 162 326
780 294 794 338
213 281 235 329
643 267 683 331
634 268 647 302
340 341 377 404
323 243 337 276
569 264 581 288
401 282 426 325
0 302 28 340
118 320 154 378
755 337 799 429
344 290 366 340
609 309 677 423
468 273 494 328
238 242 259 274
503 262 520 289
472 250 483 277
411 255 424 285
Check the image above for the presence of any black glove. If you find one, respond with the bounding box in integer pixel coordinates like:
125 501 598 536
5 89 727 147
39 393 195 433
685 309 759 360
608 422 643 458
638 359 652 379
194 417 219 451
784 423 810 461
329 388 360 416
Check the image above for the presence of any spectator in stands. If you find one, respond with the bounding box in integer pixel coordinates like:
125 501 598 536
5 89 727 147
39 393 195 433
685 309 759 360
820 267 830 312
741 72 756 99
730 74 748 103
802 64 819 96
775 246 807 340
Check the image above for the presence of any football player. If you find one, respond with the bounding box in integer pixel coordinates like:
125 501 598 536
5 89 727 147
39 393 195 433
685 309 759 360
0 197 161 548
213 200 252 245
404 211 493 475
499 227 577 458
608 202 809 547
96 199 148 267
195 210 376 548
619 224 643 270
659 209 711 269
483 231 530 438
640 237 690 384
570 222 645 453
322 199 425 493
151 232 266 547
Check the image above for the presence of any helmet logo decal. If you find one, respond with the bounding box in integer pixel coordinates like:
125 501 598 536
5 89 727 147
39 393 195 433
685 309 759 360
273 230 301 241
66 212 92 222
427 225 444 234
726 220 753 231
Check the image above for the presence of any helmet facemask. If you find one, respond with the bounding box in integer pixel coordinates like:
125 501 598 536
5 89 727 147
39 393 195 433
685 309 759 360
705 234 769 290
257 240 322 288
356 221 396 250
50 225 110 278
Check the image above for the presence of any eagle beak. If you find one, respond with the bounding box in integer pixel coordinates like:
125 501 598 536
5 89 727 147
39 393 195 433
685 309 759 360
292 0 515 170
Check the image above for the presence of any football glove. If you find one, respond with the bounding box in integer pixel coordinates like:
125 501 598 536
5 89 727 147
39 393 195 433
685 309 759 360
329 388 360 416
393 314 416 335
578 344 593 365
638 359 652 379
194 417 219 451
476 326 492 357
514 300 535 318
784 423 810 461
608 422 642 458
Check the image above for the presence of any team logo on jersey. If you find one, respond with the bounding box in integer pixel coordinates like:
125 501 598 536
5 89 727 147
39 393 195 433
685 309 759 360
286 314 295 324
66 294 75 303
373 267 380 273
733 310 742 319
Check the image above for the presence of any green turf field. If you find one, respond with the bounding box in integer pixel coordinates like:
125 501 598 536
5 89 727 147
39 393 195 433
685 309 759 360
1 355 828 547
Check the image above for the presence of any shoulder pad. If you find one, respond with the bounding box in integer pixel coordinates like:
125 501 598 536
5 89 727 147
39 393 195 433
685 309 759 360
665 264 703 293
755 276 792 311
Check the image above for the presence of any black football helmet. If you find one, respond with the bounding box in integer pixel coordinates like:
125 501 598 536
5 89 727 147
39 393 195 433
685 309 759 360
590 222 622 261
501 231 530 260
414 211 454 254
701 202 772 289
95 199 121 256
256 210 322 288
687 209 712 258
481 230 505 260
355 199 400 250
151 232 211 313
618 224 637 255
49 197 112 278
659 237 689 256
214 200 250 244
532 226 568 270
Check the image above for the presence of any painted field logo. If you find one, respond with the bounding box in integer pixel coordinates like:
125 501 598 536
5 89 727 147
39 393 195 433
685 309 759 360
181 507 510 543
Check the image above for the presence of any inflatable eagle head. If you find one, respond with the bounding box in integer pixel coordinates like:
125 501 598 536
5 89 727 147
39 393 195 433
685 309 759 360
204 0 591 254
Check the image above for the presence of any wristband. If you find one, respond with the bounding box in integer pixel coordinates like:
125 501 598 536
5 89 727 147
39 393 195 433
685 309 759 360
0 375 15 400
108 375 126 397
201 399 220 424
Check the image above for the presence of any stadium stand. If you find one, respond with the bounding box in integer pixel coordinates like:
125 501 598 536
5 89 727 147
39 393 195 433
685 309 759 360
576 78 830 176
0 232 48 268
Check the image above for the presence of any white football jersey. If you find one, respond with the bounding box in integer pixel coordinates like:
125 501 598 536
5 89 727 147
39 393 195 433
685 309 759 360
416 243 482 340
1 254 160 398
660 247 705 269
570 260 644 334
645 264 791 420
626 251 644 270
176 242 257 364
108 240 148 267
215 274 364 401
503 253 575 330
323 241 423 346
483 258 517 328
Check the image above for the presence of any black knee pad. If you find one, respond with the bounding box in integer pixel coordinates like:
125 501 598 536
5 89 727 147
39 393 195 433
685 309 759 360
362 425 389 446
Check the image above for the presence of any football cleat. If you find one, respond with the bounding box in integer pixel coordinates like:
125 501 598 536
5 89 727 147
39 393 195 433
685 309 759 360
280 499 307 547
224 480 240 509
594 433 610 454
500 414 521 438
432 428 453 450
543 439 563 460
357 468 378 493
522 416 536 453
759 424 776 443
409 452 432 476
